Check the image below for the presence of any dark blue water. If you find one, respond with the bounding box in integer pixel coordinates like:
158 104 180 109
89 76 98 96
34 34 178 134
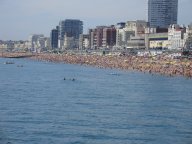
0 58 192 144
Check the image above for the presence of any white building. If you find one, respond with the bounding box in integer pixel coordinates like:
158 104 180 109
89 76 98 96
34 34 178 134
184 24 192 49
168 24 186 50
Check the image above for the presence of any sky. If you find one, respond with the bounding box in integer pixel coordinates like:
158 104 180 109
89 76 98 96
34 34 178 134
0 0 191 40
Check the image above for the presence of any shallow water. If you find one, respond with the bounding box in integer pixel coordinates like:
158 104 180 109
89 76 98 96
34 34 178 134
0 58 192 144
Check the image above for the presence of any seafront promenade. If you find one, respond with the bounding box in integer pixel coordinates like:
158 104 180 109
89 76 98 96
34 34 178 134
1 52 192 77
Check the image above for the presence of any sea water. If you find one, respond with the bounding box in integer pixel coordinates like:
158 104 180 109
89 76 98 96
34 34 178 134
0 58 192 144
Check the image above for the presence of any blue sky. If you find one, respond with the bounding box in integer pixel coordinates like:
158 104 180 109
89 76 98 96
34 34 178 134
0 0 191 40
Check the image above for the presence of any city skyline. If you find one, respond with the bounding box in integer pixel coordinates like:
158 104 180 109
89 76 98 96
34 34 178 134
0 0 191 40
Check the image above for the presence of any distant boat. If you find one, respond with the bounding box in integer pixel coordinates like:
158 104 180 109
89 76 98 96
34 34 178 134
4 61 15 65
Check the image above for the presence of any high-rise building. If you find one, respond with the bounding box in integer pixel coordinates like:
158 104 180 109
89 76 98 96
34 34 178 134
59 19 83 40
50 26 59 49
148 0 178 28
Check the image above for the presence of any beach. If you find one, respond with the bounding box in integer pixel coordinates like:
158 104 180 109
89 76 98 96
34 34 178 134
1 52 192 77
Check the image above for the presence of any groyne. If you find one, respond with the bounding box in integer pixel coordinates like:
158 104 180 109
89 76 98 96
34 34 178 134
1 52 192 77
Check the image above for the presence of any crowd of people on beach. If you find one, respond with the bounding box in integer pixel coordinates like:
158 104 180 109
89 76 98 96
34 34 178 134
29 53 192 78
0 52 33 58
1 52 192 78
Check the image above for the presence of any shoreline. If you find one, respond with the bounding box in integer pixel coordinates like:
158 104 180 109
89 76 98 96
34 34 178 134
1 52 192 78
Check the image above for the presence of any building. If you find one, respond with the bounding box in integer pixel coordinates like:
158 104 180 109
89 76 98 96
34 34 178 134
148 0 178 28
63 34 75 50
94 26 106 49
184 24 192 49
14 41 29 51
125 20 148 36
89 29 94 49
58 19 83 49
0 43 7 50
127 36 146 49
79 34 89 50
4 41 14 51
44 38 51 50
37 37 47 50
50 26 59 49
145 27 168 49
149 35 169 49
0 40 29 51
28 34 50 52
116 29 135 48
28 34 44 51
115 22 126 48
125 20 148 49
102 26 116 48
89 26 116 49
89 26 106 49
116 20 148 48
168 24 186 50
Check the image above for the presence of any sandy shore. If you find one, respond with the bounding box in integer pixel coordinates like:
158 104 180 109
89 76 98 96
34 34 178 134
1 52 192 77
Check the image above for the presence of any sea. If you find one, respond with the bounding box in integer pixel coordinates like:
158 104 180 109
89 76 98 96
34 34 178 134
0 58 192 144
